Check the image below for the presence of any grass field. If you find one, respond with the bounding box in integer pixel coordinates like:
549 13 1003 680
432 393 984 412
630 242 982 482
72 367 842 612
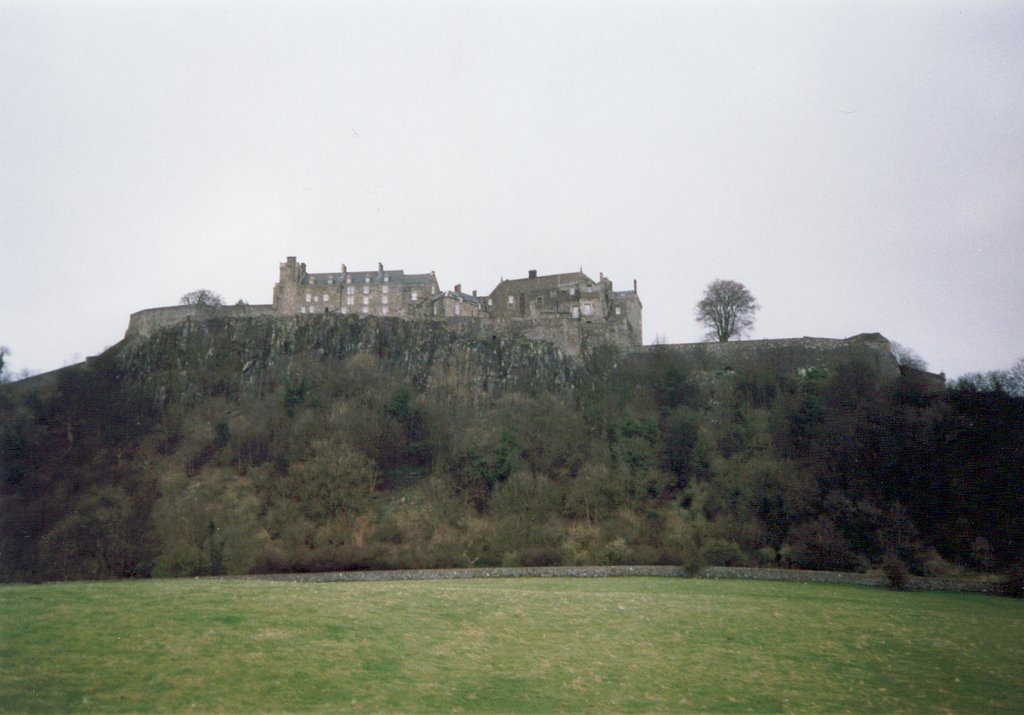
1 576 1021 713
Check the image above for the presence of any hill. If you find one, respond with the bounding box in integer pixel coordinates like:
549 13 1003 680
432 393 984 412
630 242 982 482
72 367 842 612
1 314 1022 583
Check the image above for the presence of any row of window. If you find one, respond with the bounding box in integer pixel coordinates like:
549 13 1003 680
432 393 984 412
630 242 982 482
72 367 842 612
313 275 392 286
299 306 391 315
305 287 423 302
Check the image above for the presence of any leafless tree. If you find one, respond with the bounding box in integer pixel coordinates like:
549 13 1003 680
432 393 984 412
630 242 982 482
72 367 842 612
695 279 759 342
890 342 928 371
179 289 223 307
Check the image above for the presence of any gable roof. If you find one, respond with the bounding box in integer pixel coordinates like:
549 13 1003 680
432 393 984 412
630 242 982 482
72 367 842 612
490 271 593 294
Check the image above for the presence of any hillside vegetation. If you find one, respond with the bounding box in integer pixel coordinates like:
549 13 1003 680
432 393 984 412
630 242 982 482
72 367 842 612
1 315 1022 583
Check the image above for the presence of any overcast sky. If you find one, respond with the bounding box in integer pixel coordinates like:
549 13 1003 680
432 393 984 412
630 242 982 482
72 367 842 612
2 1 1022 380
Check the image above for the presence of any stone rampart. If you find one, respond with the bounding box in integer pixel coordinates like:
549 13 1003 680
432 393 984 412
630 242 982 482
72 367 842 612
126 304 277 338
646 333 900 380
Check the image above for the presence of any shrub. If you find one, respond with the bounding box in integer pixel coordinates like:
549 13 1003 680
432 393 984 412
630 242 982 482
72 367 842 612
700 538 745 567
883 550 909 590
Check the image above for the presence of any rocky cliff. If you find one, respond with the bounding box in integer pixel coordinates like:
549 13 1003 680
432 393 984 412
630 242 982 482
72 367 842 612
113 313 582 404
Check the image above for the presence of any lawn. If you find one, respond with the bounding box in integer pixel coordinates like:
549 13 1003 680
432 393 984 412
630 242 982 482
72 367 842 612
1 576 1021 713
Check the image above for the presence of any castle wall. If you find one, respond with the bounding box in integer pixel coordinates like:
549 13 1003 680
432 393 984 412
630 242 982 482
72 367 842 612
645 333 901 381
126 304 277 338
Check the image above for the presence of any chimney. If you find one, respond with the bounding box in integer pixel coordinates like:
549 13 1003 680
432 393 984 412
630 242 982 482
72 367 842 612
528 269 537 279
341 263 347 273
472 290 477 297
633 278 637 292
455 284 462 294
378 262 384 274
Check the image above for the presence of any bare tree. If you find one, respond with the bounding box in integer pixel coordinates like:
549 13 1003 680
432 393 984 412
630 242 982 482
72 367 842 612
890 342 928 371
1009 357 1024 397
0 345 8 383
695 279 759 342
179 289 223 307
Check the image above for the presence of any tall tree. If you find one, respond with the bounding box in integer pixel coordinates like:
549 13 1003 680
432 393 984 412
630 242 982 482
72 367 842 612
695 279 759 342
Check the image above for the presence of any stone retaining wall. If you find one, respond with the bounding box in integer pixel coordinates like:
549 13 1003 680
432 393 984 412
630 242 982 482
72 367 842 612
232 565 1000 594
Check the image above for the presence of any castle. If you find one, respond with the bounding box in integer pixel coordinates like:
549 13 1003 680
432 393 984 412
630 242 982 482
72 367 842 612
126 257 644 356
123 257 905 382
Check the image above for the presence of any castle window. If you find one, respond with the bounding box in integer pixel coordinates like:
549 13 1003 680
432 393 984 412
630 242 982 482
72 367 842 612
305 293 312 302
382 296 389 305
508 296 515 305
488 298 493 306
323 294 329 302
327 278 333 285
362 296 369 305
364 276 370 283
455 303 461 316
347 286 354 295
363 286 369 295
313 295 319 302
346 276 352 284
382 306 389 315
411 291 418 301
382 285 389 294
582 303 593 316
347 296 354 306
341 306 348 314
615 306 622 316
362 306 369 314
300 306 307 314
384 276 390 283
569 287 575 296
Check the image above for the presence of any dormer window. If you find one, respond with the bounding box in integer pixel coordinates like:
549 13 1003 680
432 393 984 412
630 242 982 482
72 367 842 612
411 291 418 301
364 276 370 283
384 276 390 283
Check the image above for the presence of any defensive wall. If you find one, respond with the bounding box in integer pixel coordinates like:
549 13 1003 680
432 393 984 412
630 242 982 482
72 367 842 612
126 305 898 380
644 333 902 381
126 304 278 339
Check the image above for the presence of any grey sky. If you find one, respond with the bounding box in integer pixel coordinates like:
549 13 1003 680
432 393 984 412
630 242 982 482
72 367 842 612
2 1 1022 379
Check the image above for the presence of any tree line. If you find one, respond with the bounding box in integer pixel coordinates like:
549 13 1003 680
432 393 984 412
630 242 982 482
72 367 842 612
0 336 1021 588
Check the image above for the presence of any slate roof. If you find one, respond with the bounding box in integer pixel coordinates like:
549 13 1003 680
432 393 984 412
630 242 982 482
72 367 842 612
303 270 434 286
431 290 483 307
492 271 593 292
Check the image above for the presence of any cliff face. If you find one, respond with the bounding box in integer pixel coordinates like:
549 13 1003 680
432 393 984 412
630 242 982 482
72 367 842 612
113 313 582 404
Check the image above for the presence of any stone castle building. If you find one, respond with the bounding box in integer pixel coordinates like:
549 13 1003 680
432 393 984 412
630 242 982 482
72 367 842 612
125 257 643 357
270 257 643 350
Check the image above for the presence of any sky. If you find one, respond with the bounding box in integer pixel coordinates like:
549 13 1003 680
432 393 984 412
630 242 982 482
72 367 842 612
2 0 1023 380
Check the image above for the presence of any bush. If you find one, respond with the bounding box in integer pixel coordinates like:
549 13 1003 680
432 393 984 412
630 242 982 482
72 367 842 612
699 538 745 567
883 550 909 590
999 562 1024 599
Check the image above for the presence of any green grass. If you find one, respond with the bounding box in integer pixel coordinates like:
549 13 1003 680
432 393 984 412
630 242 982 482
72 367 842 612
1 577 1021 713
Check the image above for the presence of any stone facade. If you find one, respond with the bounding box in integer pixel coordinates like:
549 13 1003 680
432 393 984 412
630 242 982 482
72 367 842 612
273 257 439 318
268 257 643 354
125 257 643 356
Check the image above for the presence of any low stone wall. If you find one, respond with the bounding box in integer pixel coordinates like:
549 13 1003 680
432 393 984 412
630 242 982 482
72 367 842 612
126 304 277 338
644 333 901 381
232 565 1001 594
